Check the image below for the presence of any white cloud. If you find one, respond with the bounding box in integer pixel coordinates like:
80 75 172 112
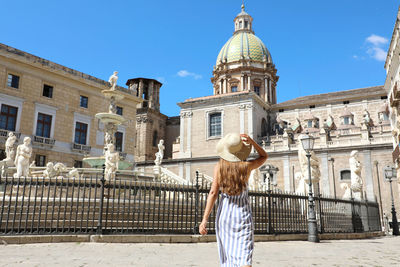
366 34 388 46
177 70 202 80
364 34 388 62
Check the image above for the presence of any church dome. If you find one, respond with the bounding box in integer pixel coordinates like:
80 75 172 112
216 32 273 66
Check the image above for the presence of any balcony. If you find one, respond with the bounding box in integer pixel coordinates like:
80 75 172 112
71 143 91 153
32 135 55 147
0 129 21 141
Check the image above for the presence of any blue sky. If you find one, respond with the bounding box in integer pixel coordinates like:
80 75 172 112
1 1 399 116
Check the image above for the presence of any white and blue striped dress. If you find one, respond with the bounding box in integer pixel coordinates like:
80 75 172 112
216 187 254 267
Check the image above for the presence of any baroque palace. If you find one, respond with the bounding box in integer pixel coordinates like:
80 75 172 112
0 5 399 222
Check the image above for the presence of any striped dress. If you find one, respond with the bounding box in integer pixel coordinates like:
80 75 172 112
216 187 254 267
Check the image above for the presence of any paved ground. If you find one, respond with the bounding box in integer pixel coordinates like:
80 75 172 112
0 236 399 266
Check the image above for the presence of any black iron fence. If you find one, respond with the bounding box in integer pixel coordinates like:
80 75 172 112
0 171 381 235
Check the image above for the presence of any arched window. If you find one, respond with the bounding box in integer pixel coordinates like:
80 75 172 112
340 170 351 181
152 130 158 147
261 118 268 137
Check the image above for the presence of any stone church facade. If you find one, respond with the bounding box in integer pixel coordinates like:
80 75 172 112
137 5 398 220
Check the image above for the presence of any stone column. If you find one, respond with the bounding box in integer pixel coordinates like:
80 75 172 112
264 77 268 102
363 150 375 201
320 152 330 196
241 75 245 91
247 75 251 91
239 104 246 133
223 79 228 94
138 79 143 100
247 104 253 138
149 80 154 109
186 111 192 157
283 155 291 192
179 113 185 157
185 162 191 184
268 79 272 103
179 162 184 178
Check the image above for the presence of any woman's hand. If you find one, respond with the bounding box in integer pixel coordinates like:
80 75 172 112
199 220 208 235
240 134 254 145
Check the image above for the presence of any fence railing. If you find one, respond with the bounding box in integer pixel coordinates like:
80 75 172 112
0 171 381 235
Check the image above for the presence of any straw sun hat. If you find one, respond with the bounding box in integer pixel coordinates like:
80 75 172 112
216 133 252 162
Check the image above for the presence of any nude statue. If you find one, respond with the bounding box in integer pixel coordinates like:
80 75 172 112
154 139 165 166
108 71 118 91
14 137 32 177
5 132 17 160
349 150 363 200
105 143 119 181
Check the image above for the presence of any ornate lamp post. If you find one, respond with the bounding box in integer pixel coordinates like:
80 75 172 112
384 166 399 235
300 132 320 242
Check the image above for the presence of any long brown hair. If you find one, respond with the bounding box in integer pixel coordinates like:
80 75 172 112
218 158 249 195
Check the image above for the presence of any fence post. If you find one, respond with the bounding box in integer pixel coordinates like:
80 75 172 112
193 171 200 234
97 165 106 235
318 193 324 234
350 191 356 233
267 187 272 234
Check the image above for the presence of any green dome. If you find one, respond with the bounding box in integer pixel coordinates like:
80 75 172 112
216 32 272 66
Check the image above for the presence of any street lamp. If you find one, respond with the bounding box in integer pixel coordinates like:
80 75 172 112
384 166 399 235
300 131 319 242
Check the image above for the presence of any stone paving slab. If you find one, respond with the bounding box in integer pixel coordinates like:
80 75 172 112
0 236 399 266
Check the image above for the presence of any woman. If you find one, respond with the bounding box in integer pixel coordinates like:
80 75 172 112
199 133 267 267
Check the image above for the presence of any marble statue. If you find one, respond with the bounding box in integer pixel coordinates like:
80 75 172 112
340 183 352 199
248 168 261 191
108 71 118 91
43 162 68 178
295 172 307 195
68 168 80 179
105 143 119 181
14 137 32 177
349 150 363 200
362 109 372 126
297 135 321 183
5 132 17 160
154 140 165 166
130 83 138 95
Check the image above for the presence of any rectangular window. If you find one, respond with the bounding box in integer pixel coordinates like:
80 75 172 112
36 113 52 138
278 109 284 113
381 95 388 100
307 120 313 128
244 21 248 28
115 131 123 152
309 105 315 109
209 113 222 137
74 160 83 168
35 154 46 167
344 117 350 125
7 74 20 89
43 84 53 98
0 104 18 131
343 101 350 104
340 170 351 180
231 86 238 92
80 95 88 108
254 86 260 95
116 106 123 115
74 122 88 145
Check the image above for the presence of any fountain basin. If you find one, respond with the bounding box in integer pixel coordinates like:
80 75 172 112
83 156 133 170
101 89 125 101
95 113 126 125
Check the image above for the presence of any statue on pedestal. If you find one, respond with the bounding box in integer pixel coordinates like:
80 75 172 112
340 183 352 199
14 137 32 177
105 143 119 181
5 132 17 161
248 168 261 191
297 135 321 186
349 150 363 200
108 71 118 91
154 140 165 166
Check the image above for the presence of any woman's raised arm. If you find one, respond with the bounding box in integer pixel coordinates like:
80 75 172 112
240 134 268 171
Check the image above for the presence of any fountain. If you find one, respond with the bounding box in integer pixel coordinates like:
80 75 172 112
83 71 138 171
